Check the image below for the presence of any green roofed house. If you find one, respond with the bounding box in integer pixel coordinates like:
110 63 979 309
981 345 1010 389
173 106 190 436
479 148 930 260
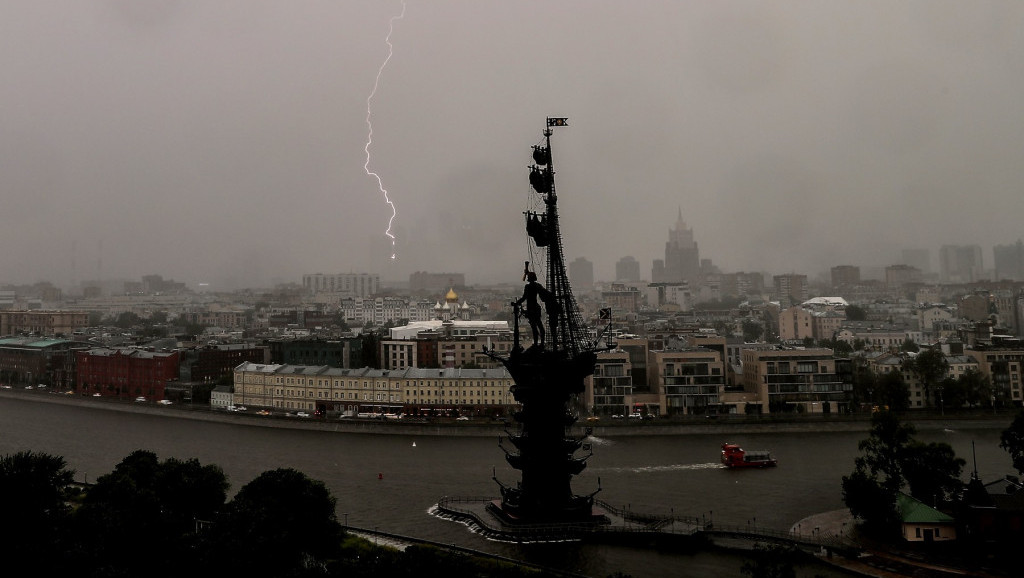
898 493 956 542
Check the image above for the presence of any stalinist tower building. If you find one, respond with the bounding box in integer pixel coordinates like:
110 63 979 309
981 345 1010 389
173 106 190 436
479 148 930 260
652 208 701 283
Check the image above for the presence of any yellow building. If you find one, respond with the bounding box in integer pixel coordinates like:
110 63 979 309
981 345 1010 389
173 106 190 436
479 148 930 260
232 363 515 417
0 310 89 337
967 345 1024 407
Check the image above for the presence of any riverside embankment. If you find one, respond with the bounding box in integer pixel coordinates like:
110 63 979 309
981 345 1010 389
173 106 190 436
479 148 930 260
0 388 1010 437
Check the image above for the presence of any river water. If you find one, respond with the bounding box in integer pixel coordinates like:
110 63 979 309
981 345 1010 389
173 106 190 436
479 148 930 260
0 396 1011 577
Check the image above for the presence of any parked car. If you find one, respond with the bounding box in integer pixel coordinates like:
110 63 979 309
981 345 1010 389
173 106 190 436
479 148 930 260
157 400 173 405
296 411 310 418
134 396 147 402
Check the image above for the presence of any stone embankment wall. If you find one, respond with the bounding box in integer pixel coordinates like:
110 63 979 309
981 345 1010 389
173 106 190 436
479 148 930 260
0 389 1008 437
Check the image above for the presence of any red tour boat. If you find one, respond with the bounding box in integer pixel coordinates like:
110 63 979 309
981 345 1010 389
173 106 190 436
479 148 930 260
721 443 777 468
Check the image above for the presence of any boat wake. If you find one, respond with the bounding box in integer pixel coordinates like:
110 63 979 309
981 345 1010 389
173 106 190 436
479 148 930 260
593 462 723 474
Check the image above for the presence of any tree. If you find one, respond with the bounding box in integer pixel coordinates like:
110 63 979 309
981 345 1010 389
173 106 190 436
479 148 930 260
741 319 763 342
873 369 910 412
845 305 867 321
938 375 965 409
211 468 343 577
713 320 734 338
1000 409 1024 476
827 339 853 355
739 543 800 578
959 368 992 409
902 441 965 506
113 311 142 328
0 451 75 562
359 330 382 369
73 450 228 577
900 339 919 353
910 348 949 407
183 321 207 337
842 411 916 534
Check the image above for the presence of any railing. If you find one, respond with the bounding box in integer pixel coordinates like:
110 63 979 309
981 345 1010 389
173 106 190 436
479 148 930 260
435 496 852 551
705 523 852 550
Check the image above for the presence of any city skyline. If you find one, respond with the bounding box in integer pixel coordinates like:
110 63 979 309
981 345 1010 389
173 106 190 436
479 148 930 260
3 2 1024 289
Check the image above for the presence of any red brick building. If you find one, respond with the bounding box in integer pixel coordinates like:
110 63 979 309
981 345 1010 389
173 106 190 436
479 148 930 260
75 348 180 400
0 337 84 388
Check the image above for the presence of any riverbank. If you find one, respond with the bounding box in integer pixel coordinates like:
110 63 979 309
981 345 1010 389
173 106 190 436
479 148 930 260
0 388 1012 437
793 510 1006 577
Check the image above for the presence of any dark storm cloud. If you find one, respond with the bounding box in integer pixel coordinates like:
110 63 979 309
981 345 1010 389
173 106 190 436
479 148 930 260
2 1 1023 289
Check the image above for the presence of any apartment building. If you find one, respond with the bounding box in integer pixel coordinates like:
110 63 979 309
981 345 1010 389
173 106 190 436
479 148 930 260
741 347 847 414
778 306 844 342
0 337 83 388
381 330 515 371
0 310 89 337
773 274 808 306
967 344 1024 407
303 273 380 297
231 363 515 417
649 345 725 416
586 349 633 416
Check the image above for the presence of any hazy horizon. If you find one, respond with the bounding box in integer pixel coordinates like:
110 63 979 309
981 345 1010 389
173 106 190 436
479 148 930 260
4 1 1024 290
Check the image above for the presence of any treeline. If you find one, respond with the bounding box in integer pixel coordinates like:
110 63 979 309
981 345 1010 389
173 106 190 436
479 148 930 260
0 450 552 578
842 408 1024 539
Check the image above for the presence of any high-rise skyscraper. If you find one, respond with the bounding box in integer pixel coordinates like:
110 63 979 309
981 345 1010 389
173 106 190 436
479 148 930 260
569 257 594 289
615 256 641 282
994 240 1024 281
830 265 860 287
652 208 700 283
773 273 808 306
901 249 931 274
939 245 983 283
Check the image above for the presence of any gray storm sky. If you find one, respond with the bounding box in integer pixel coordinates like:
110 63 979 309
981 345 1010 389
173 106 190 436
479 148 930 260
3 1 1023 290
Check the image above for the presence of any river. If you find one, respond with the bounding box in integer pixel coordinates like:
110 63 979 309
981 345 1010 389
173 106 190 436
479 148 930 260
0 395 1012 577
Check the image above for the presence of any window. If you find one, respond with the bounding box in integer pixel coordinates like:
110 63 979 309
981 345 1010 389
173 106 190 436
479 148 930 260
797 362 817 374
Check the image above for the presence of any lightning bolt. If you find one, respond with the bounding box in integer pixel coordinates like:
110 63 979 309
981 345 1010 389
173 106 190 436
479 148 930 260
364 0 406 261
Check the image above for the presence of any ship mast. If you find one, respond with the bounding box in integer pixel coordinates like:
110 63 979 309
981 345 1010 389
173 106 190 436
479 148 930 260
529 117 593 357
